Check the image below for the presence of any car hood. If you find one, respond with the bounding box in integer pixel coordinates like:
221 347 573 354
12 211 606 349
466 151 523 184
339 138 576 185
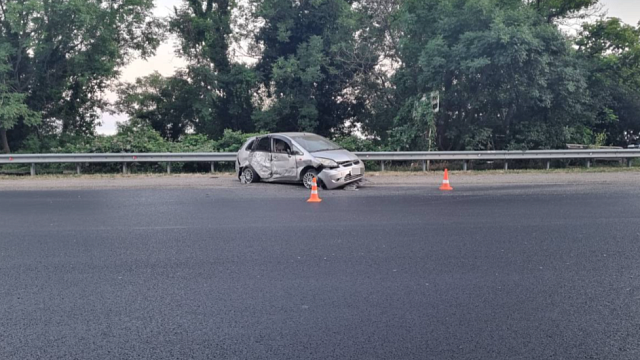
311 149 359 163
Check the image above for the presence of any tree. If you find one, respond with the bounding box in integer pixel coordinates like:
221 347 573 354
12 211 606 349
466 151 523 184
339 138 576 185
0 44 39 153
0 0 163 153
390 0 593 151
576 18 640 145
251 0 380 136
115 71 197 141
169 0 257 139
525 0 600 22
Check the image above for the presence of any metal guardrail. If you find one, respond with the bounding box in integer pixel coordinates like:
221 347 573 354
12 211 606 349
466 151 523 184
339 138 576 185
0 153 236 175
355 150 640 171
356 149 640 160
0 152 236 164
1 150 639 175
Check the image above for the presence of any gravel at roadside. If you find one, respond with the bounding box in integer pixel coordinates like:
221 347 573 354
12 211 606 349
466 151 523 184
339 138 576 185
0 169 638 191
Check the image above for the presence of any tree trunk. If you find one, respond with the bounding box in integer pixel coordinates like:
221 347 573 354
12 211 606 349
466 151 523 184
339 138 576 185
0 127 10 154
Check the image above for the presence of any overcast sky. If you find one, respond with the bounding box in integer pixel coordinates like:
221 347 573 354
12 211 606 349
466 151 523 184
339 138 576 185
97 0 640 135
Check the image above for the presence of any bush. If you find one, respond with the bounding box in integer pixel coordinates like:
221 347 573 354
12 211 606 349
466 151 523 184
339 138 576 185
14 123 269 174
332 135 383 152
212 129 266 152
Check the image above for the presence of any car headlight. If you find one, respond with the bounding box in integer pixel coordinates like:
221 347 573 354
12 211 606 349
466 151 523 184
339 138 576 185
317 158 339 168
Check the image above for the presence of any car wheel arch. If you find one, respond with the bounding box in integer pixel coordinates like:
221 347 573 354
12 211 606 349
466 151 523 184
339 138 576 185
300 166 328 189
298 165 320 181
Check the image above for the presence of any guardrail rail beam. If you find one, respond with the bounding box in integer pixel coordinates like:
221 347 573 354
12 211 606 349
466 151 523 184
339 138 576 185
2 150 640 175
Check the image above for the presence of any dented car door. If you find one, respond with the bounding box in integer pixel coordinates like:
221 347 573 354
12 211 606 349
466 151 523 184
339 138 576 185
248 136 272 179
271 136 297 180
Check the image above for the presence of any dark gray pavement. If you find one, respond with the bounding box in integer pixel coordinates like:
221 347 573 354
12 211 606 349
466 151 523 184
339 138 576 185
1 183 640 359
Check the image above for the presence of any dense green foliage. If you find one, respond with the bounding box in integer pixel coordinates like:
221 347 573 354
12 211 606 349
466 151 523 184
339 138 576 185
576 18 640 145
0 0 163 153
168 0 257 138
2 0 640 155
115 71 197 141
392 0 596 150
57 120 262 154
250 0 378 136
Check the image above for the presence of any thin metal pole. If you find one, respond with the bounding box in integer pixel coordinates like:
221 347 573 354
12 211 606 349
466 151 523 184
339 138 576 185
504 161 508 171
427 160 430 171
586 160 591 169
76 164 81 175
422 160 426 172
167 162 171 174
628 159 632 168
381 161 385 171
546 161 550 170
123 163 127 174
30 163 35 176
463 161 468 171
211 162 215 173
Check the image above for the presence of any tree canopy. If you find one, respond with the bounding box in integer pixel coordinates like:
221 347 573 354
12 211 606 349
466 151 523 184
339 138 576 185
168 0 257 138
3 0 640 154
0 0 163 153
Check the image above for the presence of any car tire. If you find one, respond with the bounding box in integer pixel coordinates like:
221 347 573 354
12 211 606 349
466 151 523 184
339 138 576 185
302 168 321 189
241 167 259 184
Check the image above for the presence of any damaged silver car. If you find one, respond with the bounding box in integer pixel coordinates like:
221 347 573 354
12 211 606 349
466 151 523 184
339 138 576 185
236 133 365 189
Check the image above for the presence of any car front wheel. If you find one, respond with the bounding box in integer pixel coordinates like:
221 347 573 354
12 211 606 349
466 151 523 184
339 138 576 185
302 168 321 189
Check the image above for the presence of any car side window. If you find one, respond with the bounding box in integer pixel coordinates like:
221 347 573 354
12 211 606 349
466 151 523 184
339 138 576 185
245 140 255 151
254 137 271 152
273 138 291 154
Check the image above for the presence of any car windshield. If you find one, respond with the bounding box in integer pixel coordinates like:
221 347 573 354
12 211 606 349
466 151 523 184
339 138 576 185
289 134 343 152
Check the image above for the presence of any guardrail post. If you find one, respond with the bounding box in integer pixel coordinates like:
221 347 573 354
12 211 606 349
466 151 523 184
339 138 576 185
504 161 508 171
546 161 550 170
422 160 426 172
122 162 127 174
76 164 81 175
211 162 215 173
586 160 591 169
463 160 468 171
30 163 35 176
427 160 430 171
381 161 385 171
629 159 633 168
167 162 171 174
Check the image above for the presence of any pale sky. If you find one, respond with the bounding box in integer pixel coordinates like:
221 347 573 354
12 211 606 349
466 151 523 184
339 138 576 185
97 0 640 135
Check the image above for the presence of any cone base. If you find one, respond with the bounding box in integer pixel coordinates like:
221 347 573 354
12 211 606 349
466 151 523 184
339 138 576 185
439 185 453 191
307 198 322 203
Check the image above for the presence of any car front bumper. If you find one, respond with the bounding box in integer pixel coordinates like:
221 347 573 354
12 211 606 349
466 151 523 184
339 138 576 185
317 162 365 190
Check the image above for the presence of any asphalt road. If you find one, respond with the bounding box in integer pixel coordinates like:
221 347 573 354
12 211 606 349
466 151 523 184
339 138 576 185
1 182 640 359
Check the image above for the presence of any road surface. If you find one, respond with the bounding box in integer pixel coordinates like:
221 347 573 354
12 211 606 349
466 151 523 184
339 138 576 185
1 178 640 359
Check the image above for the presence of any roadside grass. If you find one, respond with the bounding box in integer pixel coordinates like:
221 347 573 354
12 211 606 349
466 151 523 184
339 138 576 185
367 158 639 174
0 172 237 180
367 165 640 176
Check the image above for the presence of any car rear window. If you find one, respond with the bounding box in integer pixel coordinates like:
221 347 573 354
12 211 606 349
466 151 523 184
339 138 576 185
254 137 271 152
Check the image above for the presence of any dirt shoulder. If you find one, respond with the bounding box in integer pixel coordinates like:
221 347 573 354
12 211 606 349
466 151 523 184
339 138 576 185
0 168 638 191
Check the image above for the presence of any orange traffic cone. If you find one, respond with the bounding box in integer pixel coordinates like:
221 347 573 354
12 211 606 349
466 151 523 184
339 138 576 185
307 177 322 202
439 169 453 191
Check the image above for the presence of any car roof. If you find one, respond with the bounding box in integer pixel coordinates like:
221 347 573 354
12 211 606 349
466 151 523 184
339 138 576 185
245 132 321 142
269 132 318 137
